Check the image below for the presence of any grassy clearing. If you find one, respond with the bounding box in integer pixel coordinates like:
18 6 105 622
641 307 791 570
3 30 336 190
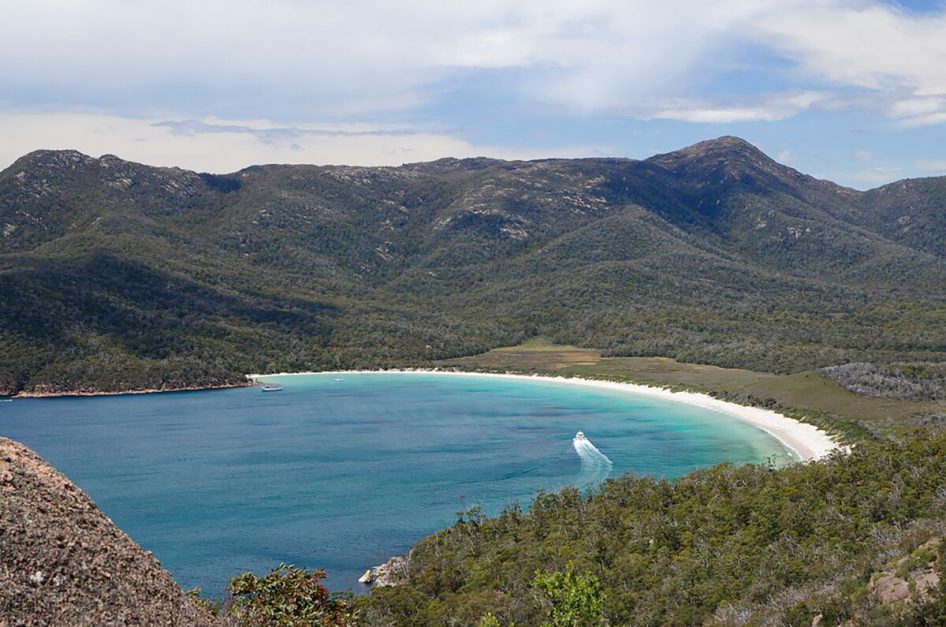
440 344 944 437
447 344 601 370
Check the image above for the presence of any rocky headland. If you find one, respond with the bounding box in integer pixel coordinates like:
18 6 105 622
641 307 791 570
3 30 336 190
0 437 215 625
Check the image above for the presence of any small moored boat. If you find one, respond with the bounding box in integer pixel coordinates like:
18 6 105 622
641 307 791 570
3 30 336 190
261 383 283 392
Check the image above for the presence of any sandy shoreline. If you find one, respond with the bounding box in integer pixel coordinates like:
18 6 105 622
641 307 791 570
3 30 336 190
248 369 841 462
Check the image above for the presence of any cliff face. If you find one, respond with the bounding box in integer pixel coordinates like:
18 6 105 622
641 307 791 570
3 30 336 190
0 437 215 626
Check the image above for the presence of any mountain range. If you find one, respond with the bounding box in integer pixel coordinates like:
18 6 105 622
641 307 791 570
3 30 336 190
2 136 944 395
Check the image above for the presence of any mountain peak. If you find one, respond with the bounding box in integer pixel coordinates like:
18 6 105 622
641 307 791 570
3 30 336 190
644 135 802 190
2 151 159 179
11 149 96 171
699 135 757 149
650 136 768 164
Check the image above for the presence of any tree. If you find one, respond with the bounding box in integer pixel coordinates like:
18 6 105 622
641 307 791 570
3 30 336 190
532 565 605 626
226 563 356 626
478 612 502 627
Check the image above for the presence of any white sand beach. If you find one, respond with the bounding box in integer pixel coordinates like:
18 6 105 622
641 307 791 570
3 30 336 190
247 369 841 462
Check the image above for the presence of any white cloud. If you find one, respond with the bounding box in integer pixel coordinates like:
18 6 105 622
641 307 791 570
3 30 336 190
855 165 904 184
888 97 946 118
644 91 829 123
755 4 946 95
853 150 873 162
894 111 946 127
916 159 946 174
2 0 944 124
884 96 946 126
0 0 814 118
0 112 609 172
754 3 946 124
1 0 946 177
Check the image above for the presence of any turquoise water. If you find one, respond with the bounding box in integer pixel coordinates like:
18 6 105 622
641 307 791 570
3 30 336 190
0 372 793 594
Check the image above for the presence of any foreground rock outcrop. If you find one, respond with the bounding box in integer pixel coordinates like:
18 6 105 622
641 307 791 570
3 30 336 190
869 538 941 608
0 437 215 626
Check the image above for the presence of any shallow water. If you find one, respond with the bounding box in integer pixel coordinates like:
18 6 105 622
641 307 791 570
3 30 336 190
0 372 792 593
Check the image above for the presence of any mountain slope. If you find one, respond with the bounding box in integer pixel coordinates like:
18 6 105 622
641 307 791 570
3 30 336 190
856 177 946 258
1 138 944 394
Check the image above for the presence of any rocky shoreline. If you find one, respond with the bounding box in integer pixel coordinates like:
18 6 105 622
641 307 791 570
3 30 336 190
359 553 411 588
9 380 252 399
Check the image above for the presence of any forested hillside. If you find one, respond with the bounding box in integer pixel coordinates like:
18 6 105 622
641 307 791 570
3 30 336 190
2 137 945 394
357 434 946 625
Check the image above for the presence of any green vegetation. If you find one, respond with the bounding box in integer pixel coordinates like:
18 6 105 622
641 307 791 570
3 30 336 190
532 567 606 626
2 138 946 395
225 564 356 626
357 433 946 625
478 613 501 627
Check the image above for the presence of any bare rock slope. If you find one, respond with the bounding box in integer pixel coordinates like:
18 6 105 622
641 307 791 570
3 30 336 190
0 436 215 626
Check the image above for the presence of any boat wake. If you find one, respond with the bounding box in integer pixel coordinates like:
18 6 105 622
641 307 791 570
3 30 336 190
572 431 612 488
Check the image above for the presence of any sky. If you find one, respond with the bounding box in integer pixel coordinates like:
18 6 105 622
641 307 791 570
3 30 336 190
1 0 945 189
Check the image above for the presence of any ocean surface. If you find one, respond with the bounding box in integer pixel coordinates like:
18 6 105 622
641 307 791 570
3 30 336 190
0 372 794 594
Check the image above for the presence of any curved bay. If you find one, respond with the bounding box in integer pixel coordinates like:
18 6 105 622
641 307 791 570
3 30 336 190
0 372 793 593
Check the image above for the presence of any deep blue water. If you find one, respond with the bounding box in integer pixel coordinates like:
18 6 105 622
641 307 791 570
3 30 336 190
0 372 792 594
